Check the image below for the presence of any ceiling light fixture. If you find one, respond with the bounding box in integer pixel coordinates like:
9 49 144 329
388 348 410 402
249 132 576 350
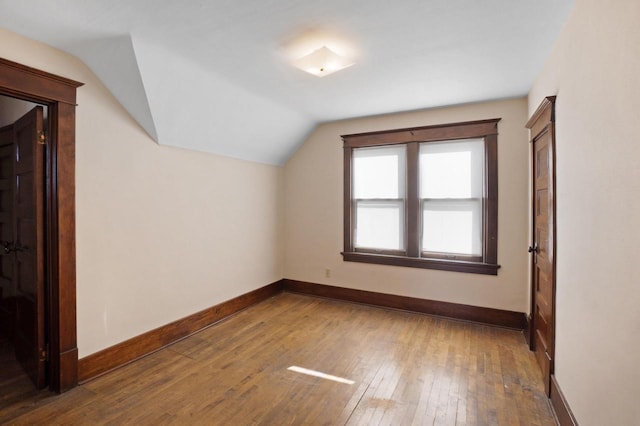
293 46 354 77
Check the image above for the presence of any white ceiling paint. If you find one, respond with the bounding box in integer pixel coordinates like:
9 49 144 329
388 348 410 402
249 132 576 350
0 0 575 165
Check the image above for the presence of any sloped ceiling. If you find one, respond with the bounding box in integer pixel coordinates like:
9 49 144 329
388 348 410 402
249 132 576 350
0 0 574 165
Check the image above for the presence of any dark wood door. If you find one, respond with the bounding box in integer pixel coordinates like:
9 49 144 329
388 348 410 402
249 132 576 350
526 97 556 395
11 106 46 389
0 124 15 341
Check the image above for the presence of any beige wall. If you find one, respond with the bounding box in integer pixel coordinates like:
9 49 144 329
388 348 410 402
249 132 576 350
528 0 640 424
0 28 284 357
284 98 530 312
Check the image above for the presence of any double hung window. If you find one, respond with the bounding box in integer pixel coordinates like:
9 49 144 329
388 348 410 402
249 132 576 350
342 119 500 275
353 146 406 252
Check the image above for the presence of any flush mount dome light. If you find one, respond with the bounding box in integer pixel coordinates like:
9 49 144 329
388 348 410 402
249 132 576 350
293 46 354 77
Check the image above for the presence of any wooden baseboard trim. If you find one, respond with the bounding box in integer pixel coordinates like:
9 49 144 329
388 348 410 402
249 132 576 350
283 279 526 329
550 375 579 426
78 280 283 383
58 348 79 392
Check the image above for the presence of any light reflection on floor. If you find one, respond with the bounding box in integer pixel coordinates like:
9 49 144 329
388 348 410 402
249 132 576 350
287 365 355 385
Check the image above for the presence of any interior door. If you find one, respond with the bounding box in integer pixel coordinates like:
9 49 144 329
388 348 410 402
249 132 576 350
0 124 15 341
526 97 556 395
11 106 47 389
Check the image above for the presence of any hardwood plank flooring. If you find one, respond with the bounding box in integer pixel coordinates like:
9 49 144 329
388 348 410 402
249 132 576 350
1 293 555 425
0 339 51 419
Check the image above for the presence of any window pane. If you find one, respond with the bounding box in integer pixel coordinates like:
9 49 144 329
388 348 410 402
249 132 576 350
422 200 482 256
355 200 404 250
354 146 406 199
420 139 484 199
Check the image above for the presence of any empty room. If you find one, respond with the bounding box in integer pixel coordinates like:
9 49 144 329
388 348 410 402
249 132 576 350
0 0 638 425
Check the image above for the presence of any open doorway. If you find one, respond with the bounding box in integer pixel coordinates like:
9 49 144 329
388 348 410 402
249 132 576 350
0 96 49 406
0 58 82 396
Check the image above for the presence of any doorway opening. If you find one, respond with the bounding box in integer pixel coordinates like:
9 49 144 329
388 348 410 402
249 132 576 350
0 58 82 396
0 96 49 406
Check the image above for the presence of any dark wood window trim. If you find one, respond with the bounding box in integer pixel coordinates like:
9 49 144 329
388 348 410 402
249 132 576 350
0 58 83 392
342 119 500 275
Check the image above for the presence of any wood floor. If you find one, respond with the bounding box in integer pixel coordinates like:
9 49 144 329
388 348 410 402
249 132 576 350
1 293 556 425
0 339 48 418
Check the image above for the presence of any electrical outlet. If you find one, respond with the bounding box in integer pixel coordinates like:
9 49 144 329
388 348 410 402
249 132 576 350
325 268 331 278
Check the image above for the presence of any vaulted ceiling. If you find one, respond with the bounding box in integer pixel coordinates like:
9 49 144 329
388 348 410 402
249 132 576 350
0 0 574 165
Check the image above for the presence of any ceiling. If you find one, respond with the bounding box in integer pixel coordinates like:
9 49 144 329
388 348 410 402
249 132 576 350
0 0 575 165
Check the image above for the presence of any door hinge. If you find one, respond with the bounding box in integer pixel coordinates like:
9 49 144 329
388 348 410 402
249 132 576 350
40 344 49 361
38 130 46 145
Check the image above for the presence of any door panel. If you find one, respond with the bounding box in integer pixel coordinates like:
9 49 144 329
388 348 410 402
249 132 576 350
0 125 14 341
527 97 556 396
12 106 46 389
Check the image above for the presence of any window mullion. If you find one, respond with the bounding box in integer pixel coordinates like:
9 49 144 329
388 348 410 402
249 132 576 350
484 134 498 264
406 142 420 257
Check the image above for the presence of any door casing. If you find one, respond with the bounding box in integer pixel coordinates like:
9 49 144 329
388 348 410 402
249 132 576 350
0 58 82 392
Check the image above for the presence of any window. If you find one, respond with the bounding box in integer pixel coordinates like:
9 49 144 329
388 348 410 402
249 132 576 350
420 138 483 260
342 119 500 275
353 146 406 251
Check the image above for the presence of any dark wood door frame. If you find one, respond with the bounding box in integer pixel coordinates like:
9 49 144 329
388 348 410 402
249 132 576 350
0 58 83 392
525 96 557 395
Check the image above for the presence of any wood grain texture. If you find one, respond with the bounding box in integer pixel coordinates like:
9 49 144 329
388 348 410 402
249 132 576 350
342 251 500 275
3 293 554 425
50 101 79 392
484 133 499 265
0 57 83 393
342 119 500 148
524 313 533 347
284 279 527 329
527 96 557 395
77 280 284 383
406 142 420 258
0 339 51 421
0 58 81 105
12 106 47 389
550 375 579 426
526 96 556 137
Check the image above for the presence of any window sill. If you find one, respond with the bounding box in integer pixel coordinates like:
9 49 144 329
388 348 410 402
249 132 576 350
341 252 500 275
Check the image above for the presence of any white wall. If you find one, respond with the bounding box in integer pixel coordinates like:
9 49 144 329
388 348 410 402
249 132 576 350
284 98 530 313
0 27 284 357
528 0 640 424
